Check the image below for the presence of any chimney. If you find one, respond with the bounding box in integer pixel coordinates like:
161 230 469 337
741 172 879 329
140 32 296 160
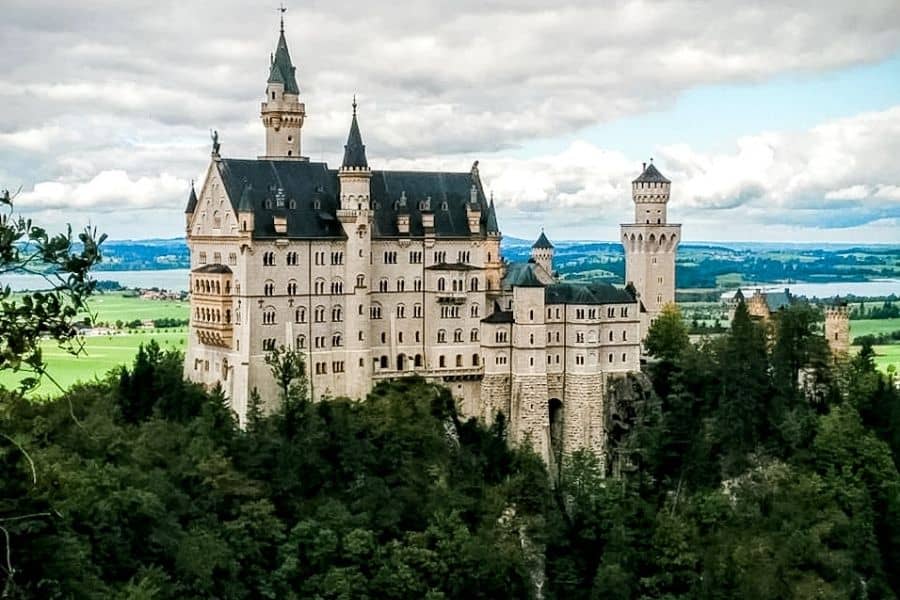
642 162 646 171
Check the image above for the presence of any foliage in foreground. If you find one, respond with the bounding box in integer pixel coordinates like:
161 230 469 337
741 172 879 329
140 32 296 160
1 300 900 598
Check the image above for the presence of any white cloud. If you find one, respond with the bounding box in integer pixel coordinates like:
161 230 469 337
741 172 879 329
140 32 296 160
17 170 186 212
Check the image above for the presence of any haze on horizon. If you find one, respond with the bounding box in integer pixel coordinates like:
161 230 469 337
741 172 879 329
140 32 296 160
2 0 900 243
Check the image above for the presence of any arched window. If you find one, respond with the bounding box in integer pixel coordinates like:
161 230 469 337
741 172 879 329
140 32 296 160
470 303 480 318
437 277 446 292
263 306 276 325
454 329 463 342
296 335 306 349
332 306 343 322
472 354 479 366
287 280 298 296
295 308 306 323
356 274 365 288
438 329 447 343
470 277 479 291
263 280 275 296
332 333 342 347
470 328 479 342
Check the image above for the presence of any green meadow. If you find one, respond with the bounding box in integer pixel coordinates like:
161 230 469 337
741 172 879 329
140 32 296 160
850 318 900 339
1 293 190 394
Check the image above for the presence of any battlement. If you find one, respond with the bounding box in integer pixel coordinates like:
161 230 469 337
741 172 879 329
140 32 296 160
825 305 850 320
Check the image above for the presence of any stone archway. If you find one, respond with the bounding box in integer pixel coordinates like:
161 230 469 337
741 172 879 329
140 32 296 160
549 398 564 475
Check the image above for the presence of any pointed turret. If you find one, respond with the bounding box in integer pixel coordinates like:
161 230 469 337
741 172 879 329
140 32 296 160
260 19 306 159
486 196 500 236
341 98 368 169
268 29 300 95
531 229 555 277
184 181 198 214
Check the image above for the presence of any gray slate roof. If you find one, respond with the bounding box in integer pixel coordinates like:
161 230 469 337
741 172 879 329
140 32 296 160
209 158 501 240
503 262 546 288
341 110 368 169
545 282 636 305
532 231 553 249
633 163 670 184
192 264 232 274
762 289 793 312
184 184 198 214
482 301 514 324
268 30 300 94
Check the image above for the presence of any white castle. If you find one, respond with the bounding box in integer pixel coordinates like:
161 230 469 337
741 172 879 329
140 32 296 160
184 22 680 466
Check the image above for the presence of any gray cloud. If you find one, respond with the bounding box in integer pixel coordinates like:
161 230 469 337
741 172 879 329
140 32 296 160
2 0 900 240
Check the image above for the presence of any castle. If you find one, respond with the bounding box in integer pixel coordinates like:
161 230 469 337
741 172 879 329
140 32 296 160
184 21 680 466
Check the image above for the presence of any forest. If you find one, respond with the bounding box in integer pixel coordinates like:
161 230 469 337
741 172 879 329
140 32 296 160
1 301 899 599
2 190 900 598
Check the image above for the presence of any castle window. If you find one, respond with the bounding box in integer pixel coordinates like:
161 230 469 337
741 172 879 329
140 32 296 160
287 251 298 266
380 332 386 344
296 335 306 349
434 251 446 264
413 304 423 318
470 304 480 318
576 332 584 343
333 333 342 347
415 354 423 367
470 277 479 291
397 304 405 319
314 279 326 294
622 331 627 341
456 354 463 367
441 202 449 211
470 328 479 342
331 280 343 294
439 355 446 368
332 306 342 321
529 310 534 321
262 307 276 325
295 308 306 323
608 307 615 318
437 277 446 292
265 199 273 209
379 278 389 292
622 352 627 362
415 331 421 342
621 307 629 317
414 278 422 292
263 338 276 351
315 306 326 322
608 353 614 363
454 329 463 343
229 252 237 265
609 331 614 342
287 280 298 296
356 274 365 288
529 334 534 345
262 251 275 266
438 329 447 343
397 278 405 292
398 332 404 343
370 304 382 319
495 330 508 343
263 280 275 296
199 252 207 264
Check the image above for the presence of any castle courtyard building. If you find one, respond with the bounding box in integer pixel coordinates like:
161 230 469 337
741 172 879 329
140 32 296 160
184 23 680 466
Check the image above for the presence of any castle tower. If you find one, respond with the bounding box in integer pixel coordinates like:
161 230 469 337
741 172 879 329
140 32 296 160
531 230 555 278
824 301 850 357
621 161 681 334
260 16 306 159
336 99 374 399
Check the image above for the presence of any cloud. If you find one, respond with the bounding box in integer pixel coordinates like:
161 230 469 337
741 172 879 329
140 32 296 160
2 1 900 240
17 170 186 212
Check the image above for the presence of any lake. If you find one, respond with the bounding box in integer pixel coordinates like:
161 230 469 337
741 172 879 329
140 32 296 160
1 269 191 292
3 269 899 299
720 279 900 300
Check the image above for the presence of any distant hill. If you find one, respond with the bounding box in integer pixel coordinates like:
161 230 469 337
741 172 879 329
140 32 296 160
96 237 900 292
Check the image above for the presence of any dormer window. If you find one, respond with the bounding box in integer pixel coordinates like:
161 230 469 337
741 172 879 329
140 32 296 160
265 199 273 209
441 201 448 211
313 199 321 210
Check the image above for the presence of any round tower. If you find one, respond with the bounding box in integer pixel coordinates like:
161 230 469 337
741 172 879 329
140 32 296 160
621 160 681 334
824 301 850 357
260 16 306 159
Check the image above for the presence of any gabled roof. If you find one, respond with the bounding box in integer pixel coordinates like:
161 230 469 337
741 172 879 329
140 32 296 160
341 105 368 169
268 30 299 95
184 184 198 214
482 301 514 324
544 282 636 306
633 162 670 184
763 289 793 312
532 230 554 249
214 159 496 240
503 262 546 288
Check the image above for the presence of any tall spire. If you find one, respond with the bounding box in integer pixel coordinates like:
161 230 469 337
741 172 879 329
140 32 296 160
267 12 299 95
341 99 368 169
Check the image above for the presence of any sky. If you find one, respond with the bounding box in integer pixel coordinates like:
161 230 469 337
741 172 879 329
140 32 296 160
2 0 900 243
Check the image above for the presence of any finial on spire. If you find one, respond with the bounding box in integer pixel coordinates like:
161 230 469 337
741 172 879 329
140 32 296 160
279 3 287 33
352 94 357 116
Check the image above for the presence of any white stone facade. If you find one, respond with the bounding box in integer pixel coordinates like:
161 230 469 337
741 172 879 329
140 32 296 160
183 24 678 466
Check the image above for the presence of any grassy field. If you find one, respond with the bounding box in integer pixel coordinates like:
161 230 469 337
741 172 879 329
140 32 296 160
872 345 900 374
0 330 188 394
850 318 900 340
11 291 190 324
